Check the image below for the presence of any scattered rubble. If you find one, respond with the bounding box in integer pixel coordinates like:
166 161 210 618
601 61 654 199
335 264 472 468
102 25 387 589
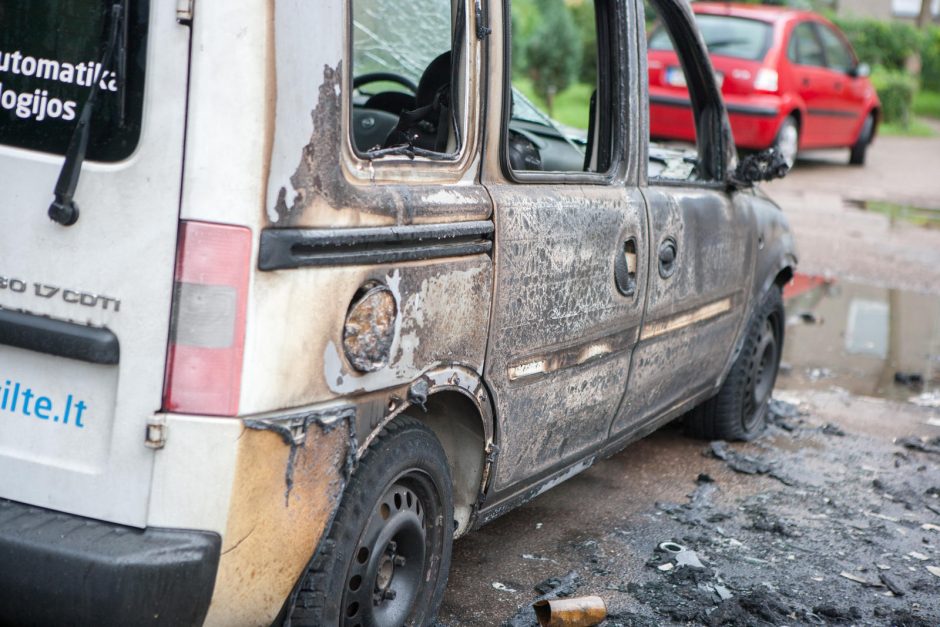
706 441 796 486
441 397 940 626
896 435 940 455
894 372 925 388
617 401 940 625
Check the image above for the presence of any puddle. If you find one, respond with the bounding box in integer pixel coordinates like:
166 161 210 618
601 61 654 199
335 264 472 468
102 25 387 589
845 198 940 229
779 274 940 403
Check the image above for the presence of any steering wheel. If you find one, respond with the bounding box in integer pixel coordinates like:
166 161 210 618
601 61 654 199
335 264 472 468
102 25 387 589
353 72 418 94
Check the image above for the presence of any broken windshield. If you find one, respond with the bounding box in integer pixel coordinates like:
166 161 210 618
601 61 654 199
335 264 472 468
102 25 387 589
0 0 148 161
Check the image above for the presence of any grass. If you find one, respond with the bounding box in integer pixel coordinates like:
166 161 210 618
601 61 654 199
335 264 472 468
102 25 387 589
913 90 940 120
856 199 940 228
512 78 593 130
879 118 938 137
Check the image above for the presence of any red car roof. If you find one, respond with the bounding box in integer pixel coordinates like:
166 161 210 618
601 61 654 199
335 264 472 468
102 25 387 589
691 2 815 24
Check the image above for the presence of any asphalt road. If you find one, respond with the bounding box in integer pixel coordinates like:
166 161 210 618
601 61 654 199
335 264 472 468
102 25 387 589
437 131 940 626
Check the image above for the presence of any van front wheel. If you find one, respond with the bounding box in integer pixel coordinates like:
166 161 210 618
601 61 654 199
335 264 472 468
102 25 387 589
686 286 784 441
289 417 453 627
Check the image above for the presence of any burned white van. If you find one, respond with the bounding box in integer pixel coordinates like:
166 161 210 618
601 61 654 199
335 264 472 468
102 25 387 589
0 0 794 625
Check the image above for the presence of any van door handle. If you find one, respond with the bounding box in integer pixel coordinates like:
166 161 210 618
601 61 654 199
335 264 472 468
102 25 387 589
614 237 638 297
834 81 843 90
801 77 810 87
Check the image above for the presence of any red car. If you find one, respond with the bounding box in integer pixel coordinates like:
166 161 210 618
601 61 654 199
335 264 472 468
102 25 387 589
648 3 880 167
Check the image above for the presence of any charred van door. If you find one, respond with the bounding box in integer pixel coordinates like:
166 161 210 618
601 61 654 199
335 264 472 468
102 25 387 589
611 0 752 435
0 3 189 527
481 0 649 496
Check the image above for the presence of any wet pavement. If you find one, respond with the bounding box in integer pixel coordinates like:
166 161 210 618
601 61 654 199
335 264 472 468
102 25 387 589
781 277 940 405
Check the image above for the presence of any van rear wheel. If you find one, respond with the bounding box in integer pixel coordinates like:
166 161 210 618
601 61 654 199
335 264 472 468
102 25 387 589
289 417 453 627
686 286 784 441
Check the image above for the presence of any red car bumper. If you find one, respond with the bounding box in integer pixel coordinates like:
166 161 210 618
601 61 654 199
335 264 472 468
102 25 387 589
649 87 787 150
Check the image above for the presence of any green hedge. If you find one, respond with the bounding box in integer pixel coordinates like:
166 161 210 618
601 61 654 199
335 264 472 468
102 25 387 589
922 27 940 92
871 68 918 126
831 17 921 70
830 17 940 92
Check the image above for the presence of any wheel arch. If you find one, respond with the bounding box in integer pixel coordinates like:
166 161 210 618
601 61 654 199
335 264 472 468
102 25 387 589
412 390 489 537
780 107 802 144
369 365 496 538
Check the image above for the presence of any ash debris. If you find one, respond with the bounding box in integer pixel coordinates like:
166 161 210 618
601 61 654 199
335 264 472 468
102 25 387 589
546 399 940 625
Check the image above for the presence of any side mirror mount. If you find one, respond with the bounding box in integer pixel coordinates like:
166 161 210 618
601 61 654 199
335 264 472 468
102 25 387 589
731 148 789 187
849 62 871 78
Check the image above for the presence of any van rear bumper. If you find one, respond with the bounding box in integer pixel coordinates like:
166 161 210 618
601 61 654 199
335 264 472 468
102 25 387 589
0 498 220 626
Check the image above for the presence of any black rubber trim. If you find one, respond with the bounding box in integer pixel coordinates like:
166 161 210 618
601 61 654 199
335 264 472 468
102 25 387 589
0 498 221 627
259 221 495 270
806 107 858 119
650 94 778 117
649 94 693 109
726 103 779 117
0 308 119 365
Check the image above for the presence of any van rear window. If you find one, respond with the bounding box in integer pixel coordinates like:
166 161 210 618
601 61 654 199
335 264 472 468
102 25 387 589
0 1 149 162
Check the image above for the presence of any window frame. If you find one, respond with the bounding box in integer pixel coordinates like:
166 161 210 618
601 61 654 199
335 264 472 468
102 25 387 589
498 0 627 185
645 0 732 186
341 0 478 180
787 21 827 69
814 22 857 74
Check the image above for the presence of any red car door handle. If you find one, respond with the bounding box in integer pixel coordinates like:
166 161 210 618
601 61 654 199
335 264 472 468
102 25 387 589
834 81 843 90
801 77 810 87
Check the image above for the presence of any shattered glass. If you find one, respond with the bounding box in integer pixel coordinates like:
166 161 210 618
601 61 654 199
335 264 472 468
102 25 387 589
352 0 452 83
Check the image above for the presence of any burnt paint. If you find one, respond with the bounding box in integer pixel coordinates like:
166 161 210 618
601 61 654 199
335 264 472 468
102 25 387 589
611 187 753 435
268 63 491 228
243 406 356 505
210 421 350 626
483 185 650 492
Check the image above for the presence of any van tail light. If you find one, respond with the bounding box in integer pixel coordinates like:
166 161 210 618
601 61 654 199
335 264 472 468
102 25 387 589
163 221 252 416
754 68 779 93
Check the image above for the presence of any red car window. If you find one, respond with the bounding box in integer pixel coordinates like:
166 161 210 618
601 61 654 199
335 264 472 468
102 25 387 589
787 22 826 68
649 15 772 62
816 24 854 73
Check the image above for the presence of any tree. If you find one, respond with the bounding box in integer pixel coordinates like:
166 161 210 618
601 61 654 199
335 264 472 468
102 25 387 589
569 1 598 84
525 0 582 117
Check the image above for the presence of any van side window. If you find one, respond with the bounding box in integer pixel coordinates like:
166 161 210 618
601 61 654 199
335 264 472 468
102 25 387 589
350 0 466 158
505 0 612 174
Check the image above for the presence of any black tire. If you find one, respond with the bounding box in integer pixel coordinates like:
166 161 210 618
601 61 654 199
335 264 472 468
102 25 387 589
849 113 875 166
686 286 784 441
288 417 453 627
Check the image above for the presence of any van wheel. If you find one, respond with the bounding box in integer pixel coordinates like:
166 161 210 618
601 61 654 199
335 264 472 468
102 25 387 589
686 286 784 441
288 417 453 627
773 116 799 170
849 113 875 166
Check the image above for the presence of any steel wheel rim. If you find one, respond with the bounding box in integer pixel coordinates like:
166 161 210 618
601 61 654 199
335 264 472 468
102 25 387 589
776 120 798 169
744 318 778 431
342 475 432 627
